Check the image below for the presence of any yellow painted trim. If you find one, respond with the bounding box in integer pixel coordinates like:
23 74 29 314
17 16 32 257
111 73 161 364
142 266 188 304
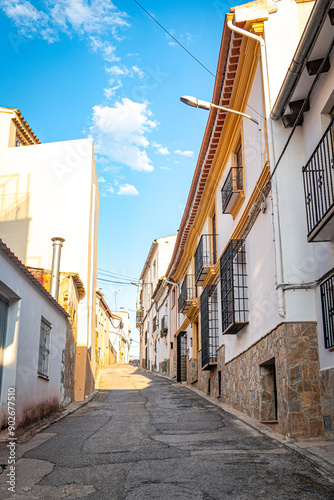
176 317 190 337
187 298 200 321
173 28 264 284
230 192 245 219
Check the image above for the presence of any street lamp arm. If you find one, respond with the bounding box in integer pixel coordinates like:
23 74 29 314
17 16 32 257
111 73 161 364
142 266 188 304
180 95 259 125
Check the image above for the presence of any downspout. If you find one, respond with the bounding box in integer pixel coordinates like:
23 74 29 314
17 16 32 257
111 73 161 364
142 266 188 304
271 0 333 120
227 16 285 318
50 237 65 301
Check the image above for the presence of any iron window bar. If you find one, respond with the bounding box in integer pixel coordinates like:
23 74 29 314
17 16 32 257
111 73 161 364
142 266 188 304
220 239 249 335
194 234 218 285
303 117 334 241
38 317 52 378
201 284 219 370
176 331 187 383
221 166 243 214
178 274 195 313
321 272 334 349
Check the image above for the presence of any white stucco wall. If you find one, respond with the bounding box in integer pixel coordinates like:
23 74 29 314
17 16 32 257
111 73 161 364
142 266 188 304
0 251 68 428
0 137 99 352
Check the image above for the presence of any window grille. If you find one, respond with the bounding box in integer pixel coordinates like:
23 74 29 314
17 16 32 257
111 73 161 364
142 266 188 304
201 284 219 369
321 273 334 349
303 117 334 241
220 239 248 335
153 315 157 333
38 317 52 378
176 332 187 383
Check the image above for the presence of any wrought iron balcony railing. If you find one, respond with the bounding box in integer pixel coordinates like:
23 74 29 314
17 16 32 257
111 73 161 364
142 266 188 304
303 118 334 241
136 307 144 328
194 234 218 286
178 274 195 313
201 284 219 370
220 239 248 335
221 167 243 214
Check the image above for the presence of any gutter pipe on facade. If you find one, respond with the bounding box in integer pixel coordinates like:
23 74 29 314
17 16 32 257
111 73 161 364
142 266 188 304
270 0 333 121
227 17 285 318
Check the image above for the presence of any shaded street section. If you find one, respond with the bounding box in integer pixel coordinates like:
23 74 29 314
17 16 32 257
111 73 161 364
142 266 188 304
1 365 333 499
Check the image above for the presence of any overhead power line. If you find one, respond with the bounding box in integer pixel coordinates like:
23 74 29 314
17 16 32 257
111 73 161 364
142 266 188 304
133 0 263 118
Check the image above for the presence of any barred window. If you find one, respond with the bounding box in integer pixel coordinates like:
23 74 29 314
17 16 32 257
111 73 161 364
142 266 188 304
201 284 219 369
220 239 248 335
321 274 334 349
38 318 51 378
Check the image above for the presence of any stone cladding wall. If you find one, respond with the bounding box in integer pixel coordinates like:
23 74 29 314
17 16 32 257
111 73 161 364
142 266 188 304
187 322 328 439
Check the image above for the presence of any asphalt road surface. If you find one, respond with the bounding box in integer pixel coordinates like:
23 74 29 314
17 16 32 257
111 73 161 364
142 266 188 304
1 364 333 499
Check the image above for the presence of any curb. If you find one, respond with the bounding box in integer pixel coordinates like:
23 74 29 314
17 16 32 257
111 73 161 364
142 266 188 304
141 367 334 479
0 390 99 445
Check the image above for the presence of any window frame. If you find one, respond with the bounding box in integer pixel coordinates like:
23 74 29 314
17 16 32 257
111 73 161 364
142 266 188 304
38 317 52 379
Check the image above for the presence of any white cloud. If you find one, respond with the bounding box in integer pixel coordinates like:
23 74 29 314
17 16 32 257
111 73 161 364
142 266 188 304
98 176 106 183
161 166 172 171
132 65 144 80
91 98 157 172
90 37 119 62
117 184 139 196
0 0 129 42
153 142 170 155
174 149 194 158
106 64 129 76
156 146 170 155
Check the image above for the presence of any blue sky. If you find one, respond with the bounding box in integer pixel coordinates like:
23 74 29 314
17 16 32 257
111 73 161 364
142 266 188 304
0 0 235 356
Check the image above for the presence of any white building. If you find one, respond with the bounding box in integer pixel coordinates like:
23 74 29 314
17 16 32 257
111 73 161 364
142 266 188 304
0 240 70 429
139 235 176 371
109 310 131 364
0 107 99 401
165 0 334 440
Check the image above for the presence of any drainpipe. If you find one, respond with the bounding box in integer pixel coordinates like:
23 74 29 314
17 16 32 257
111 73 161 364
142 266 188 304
50 237 65 301
227 16 285 318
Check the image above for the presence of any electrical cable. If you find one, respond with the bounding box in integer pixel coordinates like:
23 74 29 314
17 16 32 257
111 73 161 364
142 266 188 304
133 0 263 118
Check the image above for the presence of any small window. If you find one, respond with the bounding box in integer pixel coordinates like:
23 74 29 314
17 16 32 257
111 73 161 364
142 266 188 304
15 139 21 147
170 342 173 350
38 318 52 378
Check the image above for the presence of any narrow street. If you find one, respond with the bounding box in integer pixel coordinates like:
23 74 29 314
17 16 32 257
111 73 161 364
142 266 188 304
1 365 333 500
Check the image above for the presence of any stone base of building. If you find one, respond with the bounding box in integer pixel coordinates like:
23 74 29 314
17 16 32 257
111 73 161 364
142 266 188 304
159 359 170 377
187 322 332 440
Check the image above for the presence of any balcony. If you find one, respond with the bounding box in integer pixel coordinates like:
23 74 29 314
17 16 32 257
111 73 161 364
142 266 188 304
136 307 143 328
201 284 219 370
178 274 195 313
220 239 248 335
303 118 334 242
161 315 168 336
221 167 243 214
194 234 218 286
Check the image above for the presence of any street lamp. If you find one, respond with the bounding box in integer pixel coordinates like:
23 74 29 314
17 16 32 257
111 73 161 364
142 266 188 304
180 95 259 125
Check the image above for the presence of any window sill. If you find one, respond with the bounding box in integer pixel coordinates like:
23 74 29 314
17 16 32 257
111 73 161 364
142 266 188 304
260 420 278 424
38 374 49 381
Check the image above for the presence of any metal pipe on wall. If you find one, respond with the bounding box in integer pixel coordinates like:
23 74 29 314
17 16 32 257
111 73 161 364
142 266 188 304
50 237 65 301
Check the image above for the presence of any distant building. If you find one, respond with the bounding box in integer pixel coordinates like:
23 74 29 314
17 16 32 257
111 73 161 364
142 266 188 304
138 235 176 371
110 310 131 365
0 106 99 401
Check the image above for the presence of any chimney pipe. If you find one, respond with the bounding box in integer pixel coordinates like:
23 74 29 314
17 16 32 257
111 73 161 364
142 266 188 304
50 237 65 301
